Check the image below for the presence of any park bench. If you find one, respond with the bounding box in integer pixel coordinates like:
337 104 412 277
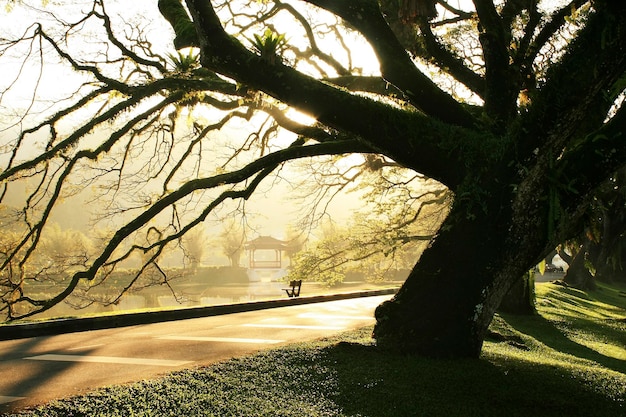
283 280 302 298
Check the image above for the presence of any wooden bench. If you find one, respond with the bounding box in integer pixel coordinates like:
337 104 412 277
283 280 302 298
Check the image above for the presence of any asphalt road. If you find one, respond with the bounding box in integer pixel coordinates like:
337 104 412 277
0 294 391 414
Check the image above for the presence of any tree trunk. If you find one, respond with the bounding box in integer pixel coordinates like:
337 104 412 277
373 190 536 357
498 271 536 315
557 247 573 265
563 242 596 290
544 249 558 265
594 203 626 283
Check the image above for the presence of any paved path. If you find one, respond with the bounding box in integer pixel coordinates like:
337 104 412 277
0 295 391 413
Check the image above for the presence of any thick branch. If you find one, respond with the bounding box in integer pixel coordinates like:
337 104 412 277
1 75 242 182
12 138 372 319
473 0 517 126
184 0 472 188
0 93 184 275
303 0 476 127
77 139 373 280
558 105 626 213
416 20 485 98
519 4 626 159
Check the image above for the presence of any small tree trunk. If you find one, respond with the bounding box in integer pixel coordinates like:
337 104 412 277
498 271 536 315
563 242 596 290
544 249 558 265
557 246 573 264
593 204 626 283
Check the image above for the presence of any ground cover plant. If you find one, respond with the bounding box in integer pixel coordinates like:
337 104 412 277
5 281 625 417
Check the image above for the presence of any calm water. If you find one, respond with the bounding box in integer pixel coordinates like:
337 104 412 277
17 280 398 322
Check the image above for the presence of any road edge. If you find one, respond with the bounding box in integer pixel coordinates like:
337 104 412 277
0 289 397 340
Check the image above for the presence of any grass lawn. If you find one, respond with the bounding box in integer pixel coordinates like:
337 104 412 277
6 282 626 416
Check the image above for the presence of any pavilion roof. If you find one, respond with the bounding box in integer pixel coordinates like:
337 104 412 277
244 235 289 250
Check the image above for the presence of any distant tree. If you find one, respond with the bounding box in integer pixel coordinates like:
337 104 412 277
282 225 306 265
0 1 625 358
562 239 596 290
0 221 93 318
37 223 93 272
219 221 245 268
181 226 206 271
291 220 349 286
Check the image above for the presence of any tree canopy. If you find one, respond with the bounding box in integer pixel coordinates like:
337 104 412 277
1 0 625 357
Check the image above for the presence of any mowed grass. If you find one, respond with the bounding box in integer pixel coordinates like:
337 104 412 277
6 282 626 417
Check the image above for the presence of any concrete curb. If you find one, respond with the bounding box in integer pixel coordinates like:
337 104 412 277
0 288 397 341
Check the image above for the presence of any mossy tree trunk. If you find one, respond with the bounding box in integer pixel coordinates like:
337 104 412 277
372 205 508 357
372 177 545 356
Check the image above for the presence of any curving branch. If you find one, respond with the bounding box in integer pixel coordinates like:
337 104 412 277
302 0 476 127
521 0 589 72
184 0 474 188
472 0 518 127
9 138 372 319
415 20 485 98
518 3 626 161
97 0 167 73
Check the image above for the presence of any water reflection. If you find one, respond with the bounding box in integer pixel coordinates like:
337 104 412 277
11 276 399 322
33 281 288 320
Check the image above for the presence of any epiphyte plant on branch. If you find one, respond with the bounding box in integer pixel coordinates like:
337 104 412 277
0 0 625 359
252 28 286 64
167 49 200 73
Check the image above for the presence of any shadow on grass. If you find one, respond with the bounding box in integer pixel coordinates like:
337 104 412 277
6 284 625 417
8 333 625 417
501 311 626 374
541 283 626 319
498 283 626 375
321 341 624 417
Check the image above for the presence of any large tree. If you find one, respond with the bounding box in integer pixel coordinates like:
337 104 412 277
1 0 625 358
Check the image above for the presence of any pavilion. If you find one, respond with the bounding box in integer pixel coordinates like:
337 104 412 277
244 236 294 282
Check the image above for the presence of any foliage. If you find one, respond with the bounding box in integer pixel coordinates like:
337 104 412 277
166 49 200 73
289 161 450 285
7 283 626 416
219 220 246 268
180 225 206 270
0 219 96 318
289 191 447 285
251 28 286 64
